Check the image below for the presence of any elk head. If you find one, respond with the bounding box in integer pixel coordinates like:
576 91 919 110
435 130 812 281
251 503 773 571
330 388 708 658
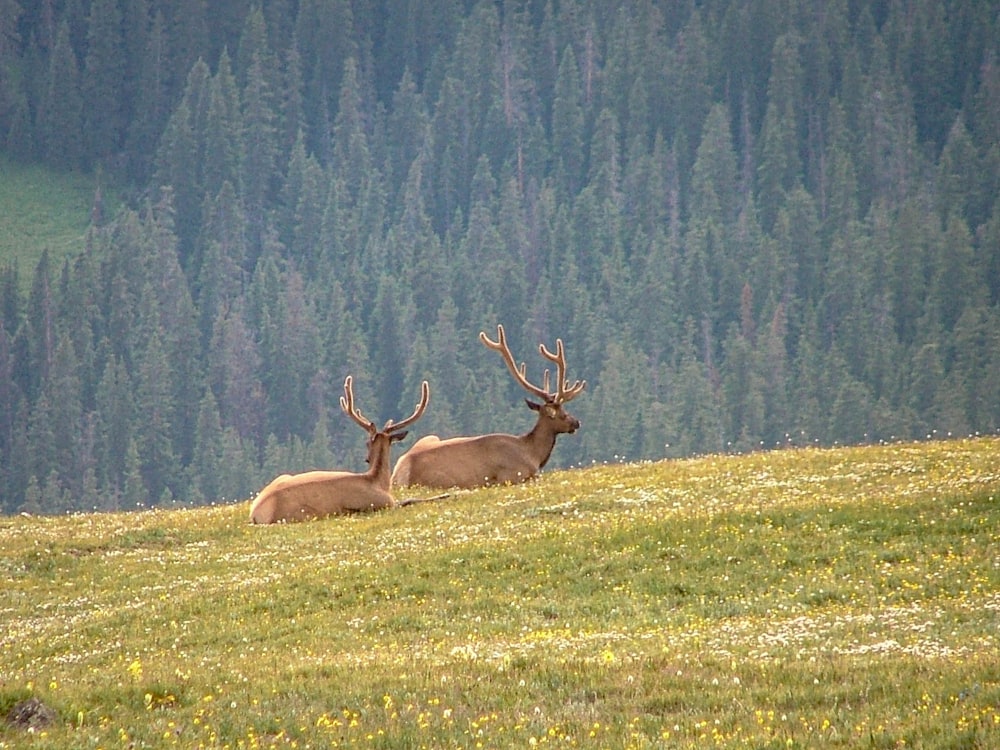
479 323 586 436
340 374 430 471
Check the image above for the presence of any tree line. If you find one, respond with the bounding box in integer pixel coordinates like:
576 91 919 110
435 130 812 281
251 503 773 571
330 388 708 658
0 0 998 514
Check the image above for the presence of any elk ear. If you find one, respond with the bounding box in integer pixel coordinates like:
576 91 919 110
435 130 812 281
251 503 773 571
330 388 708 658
390 430 409 442
525 399 543 412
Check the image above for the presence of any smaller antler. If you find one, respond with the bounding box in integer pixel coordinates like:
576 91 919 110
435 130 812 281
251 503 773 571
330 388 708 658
340 375 375 432
539 338 586 404
480 324 552 402
384 380 430 433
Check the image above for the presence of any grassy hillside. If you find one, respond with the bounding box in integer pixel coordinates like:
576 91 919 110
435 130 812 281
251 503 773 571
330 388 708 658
2 439 999 749
0 158 99 281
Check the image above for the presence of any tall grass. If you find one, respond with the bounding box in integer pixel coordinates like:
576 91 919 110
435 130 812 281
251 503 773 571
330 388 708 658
2 439 998 748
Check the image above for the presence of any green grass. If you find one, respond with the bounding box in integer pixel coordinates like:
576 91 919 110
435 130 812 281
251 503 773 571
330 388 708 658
2 439 999 748
0 157 100 281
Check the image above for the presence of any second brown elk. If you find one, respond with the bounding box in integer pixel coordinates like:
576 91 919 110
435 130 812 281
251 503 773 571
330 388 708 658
391 325 586 489
249 375 429 523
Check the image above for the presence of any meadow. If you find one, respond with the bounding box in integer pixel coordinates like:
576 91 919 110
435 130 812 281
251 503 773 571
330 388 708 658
0 157 99 282
1 438 998 749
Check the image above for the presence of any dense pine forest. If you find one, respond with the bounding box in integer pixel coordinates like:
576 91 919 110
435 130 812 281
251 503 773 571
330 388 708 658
0 0 998 514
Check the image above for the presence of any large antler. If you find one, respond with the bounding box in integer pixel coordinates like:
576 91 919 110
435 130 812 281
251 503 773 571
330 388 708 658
384 380 430 433
480 324 553 402
480 324 585 404
539 338 586 404
340 375 375 432
340 376 430 434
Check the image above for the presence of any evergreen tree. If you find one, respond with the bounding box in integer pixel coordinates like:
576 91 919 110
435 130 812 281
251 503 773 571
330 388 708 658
0 0 23 149
142 192 204 469
39 20 83 169
908 340 942 436
720 323 765 451
41 468 70 514
759 302 791 446
94 356 133 498
19 474 42 514
240 43 279 256
551 44 585 199
25 388 56 497
378 0 461 99
295 0 356 160
217 426 261 503
288 139 327 272
121 436 146 508
81 0 126 165
192 387 225 504
666 327 723 456
125 9 169 183
275 34 305 167
133 325 179 503
259 266 322 442
0 320 24 511
166 0 208 97
196 180 248 344
665 8 711 171
201 49 242 201
368 274 410 420
4 87 34 160
207 301 266 453
578 333 652 464
937 114 990 229
24 250 54 401
43 331 84 498
154 99 201 265
755 33 804 231
385 68 429 206
858 37 918 211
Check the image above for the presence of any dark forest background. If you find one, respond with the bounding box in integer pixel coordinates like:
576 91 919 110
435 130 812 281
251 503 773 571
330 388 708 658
0 0 998 513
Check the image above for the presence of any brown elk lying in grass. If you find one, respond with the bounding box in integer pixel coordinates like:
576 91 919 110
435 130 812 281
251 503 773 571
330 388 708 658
391 324 585 489
249 376 429 523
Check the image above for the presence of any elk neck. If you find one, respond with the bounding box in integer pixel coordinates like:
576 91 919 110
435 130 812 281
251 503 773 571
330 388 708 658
522 418 560 469
365 435 395 489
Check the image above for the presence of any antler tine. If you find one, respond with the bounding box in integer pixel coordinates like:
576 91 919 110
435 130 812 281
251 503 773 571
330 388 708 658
385 380 430 433
339 375 375 431
538 338 586 404
480 324 552 400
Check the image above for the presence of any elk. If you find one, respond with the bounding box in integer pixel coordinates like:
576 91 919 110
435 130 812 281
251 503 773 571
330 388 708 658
249 375 429 523
391 324 586 489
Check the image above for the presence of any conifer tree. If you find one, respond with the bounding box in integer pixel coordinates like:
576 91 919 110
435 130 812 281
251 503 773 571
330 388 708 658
167 0 208 97
95 356 133 499
192 388 225 504
133 325 179 503
0 0 23 148
756 33 804 230
125 9 169 183
208 300 266 453
385 69 429 201
43 331 84 497
201 50 242 201
240 46 279 256
39 21 83 169
81 0 126 165
551 45 585 199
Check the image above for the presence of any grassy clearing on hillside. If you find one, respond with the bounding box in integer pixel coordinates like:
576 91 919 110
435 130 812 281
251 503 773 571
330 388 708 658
1 439 998 749
0 157 98 279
